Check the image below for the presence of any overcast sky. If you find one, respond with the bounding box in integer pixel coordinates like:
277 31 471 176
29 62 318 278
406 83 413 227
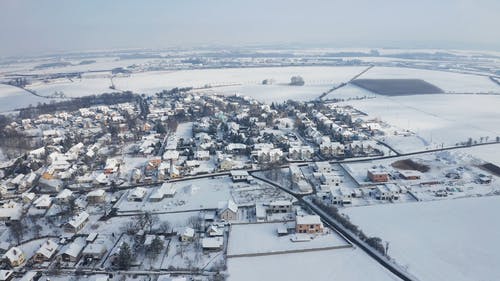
1 0 499 56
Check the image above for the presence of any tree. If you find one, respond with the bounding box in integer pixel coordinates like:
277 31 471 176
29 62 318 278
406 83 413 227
10 220 24 244
147 236 164 260
117 242 132 270
159 221 172 234
187 215 202 231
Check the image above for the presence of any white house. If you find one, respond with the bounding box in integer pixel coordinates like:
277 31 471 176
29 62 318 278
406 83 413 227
218 200 238 221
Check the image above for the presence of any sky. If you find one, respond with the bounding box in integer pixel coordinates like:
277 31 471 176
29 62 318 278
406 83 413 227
0 0 499 56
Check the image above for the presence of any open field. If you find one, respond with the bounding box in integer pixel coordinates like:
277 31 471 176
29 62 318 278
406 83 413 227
343 196 500 281
351 79 443 96
342 94 500 149
227 247 400 281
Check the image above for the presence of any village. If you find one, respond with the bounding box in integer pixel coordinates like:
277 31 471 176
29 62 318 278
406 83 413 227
0 86 499 281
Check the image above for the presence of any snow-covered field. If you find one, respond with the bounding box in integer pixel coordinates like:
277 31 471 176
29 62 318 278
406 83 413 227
26 77 112 98
343 196 500 281
342 94 500 149
227 222 348 256
227 247 400 281
0 84 55 112
463 142 500 166
361 66 500 93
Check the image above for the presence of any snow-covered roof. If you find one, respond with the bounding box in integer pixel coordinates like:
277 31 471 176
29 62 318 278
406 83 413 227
0 270 13 281
3 247 24 263
218 200 238 213
36 239 58 259
56 188 73 199
181 227 195 238
202 237 223 249
87 189 105 197
230 170 249 177
67 211 89 229
63 240 85 258
33 194 52 208
296 215 322 225
128 187 147 200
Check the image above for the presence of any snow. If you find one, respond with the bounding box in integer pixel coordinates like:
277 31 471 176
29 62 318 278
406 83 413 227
342 94 500 149
0 84 57 112
361 66 500 93
343 196 500 281
227 222 348 256
463 143 500 166
26 77 113 98
115 177 233 213
227 247 400 281
175 122 193 139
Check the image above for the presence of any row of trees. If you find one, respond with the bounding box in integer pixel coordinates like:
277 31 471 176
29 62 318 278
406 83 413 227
312 198 388 256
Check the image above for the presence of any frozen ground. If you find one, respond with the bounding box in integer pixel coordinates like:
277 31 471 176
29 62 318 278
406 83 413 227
0 84 57 112
227 247 400 281
26 77 113 98
343 196 500 281
115 177 233 213
361 66 500 93
342 94 500 148
227 222 348 256
463 142 500 166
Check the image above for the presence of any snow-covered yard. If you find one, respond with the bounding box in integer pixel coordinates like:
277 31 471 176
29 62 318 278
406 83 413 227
227 222 349 256
343 196 500 281
115 177 233 213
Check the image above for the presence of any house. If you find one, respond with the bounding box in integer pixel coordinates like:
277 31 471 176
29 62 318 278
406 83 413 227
38 178 63 193
330 188 352 205
149 183 177 202
367 167 389 182
374 184 400 200
269 200 293 213
0 270 13 281
33 195 52 209
201 237 223 251
313 162 332 173
0 202 22 222
61 240 85 262
33 239 58 263
194 150 210 161
21 192 36 204
399 170 422 180
295 215 323 234
55 189 73 204
230 170 249 182
128 187 147 201
218 200 238 221
82 240 108 260
3 247 25 267
104 158 120 174
65 211 89 233
320 173 343 186
206 225 224 237
87 189 106 204
179 227 195 242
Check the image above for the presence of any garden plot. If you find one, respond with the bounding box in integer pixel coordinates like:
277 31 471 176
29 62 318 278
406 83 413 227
342 94 500 148
231 181 293 206
227 222 348 256
343 196 500 281
114 177 233 213
227 247 400 281
160 237 225 271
